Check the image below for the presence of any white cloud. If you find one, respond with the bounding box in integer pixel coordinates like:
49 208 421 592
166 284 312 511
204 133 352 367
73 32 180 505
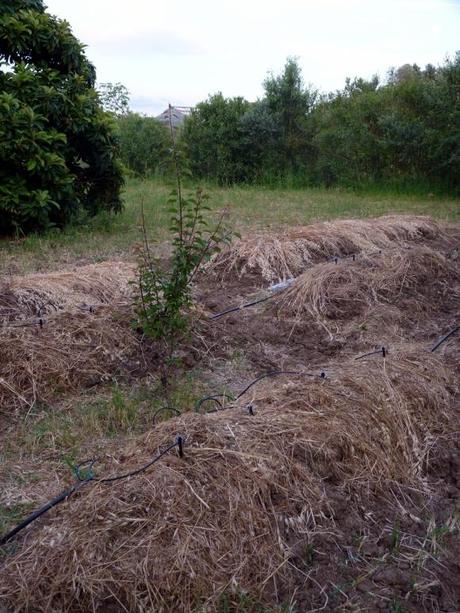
44 0 460 115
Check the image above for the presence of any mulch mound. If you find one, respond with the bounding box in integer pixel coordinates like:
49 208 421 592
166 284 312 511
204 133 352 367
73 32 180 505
0 348 458 611
207 215 445 281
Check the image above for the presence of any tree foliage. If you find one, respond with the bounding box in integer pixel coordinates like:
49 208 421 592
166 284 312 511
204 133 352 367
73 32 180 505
0 0 123 235
181 55 460 193
312 55 460 190
181 93 251 184
97 82 130 116
116 113 170 177
263 57 317 174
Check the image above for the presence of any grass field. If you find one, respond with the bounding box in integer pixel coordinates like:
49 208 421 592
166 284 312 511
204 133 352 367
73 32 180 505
1 178 459 274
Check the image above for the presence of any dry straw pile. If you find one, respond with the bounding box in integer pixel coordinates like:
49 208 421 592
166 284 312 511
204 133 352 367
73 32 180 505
0 349 457 611
208 215 442 281
276 245 459 323
0 262 138 415
0 307 139 416
0 261 135 322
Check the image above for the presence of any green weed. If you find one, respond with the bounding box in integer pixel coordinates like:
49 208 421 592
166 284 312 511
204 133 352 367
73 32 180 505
390 519 401 553
0 502 34 534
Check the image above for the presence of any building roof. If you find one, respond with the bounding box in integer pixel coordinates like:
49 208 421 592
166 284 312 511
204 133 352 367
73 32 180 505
155 106 191 128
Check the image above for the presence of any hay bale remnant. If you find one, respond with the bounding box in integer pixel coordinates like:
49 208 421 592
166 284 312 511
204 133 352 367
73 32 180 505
277 245 459 322
0 261 135 323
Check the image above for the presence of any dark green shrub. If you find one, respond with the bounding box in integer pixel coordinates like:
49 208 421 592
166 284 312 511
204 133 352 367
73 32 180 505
116 113 170 177
0 0 123 235
181 93 251 184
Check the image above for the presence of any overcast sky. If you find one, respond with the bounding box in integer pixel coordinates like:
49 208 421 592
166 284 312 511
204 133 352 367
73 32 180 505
44 0 460 116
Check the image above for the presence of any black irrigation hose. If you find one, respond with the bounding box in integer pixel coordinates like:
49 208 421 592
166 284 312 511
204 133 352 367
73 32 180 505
2 304 97 330
153 406 182 424
209 294 275 320
0 482 89 547
194 394 232 414
430 325 459 352
0 438 184 547
0 459 95 547
354 346 387 361
6 318 45 329
99 438 183 483
193 371 325 415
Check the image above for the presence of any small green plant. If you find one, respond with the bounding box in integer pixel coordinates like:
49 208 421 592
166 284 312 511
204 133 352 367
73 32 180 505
109 386 137 432
389 599 407 613
135 106 231 361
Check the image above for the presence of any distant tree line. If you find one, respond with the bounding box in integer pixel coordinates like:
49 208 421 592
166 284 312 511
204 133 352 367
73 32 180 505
118 54 460 195
181 56 459 193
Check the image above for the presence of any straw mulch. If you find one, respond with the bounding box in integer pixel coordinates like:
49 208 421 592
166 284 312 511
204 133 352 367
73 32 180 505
208 215 444 281
0 262 140 416
0 261 135 323
276 245 459 323
0 349 457 612
0 306 139 416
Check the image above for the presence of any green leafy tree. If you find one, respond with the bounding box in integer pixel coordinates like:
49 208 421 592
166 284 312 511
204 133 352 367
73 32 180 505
263 57 317 176
238 100 281 182
180 54 459 193
0 0 123 235
97 82 130 116
181 93 251 184
116 113 170 177
311 56 460 192
311 76 384 186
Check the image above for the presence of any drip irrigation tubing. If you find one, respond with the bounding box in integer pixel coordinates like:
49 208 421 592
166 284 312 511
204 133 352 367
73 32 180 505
0 437 184 547
99 438 183 484
152 406 182 424
209 294 275 320
194 394 232 413
208 244 398 321
355 346 387 360
0 301 129 330
430 325 459 352
0 463 95 547
195 370 326 414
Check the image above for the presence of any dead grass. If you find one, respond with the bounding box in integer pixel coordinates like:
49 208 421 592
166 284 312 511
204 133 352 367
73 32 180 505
0 215 459 612
0 262 140 417
208 215 444 281
0 306 139 417
0 347 457 611
0 261 135 323
276 245 458 323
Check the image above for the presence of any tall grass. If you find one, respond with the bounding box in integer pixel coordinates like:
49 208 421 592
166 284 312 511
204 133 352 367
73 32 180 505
0 178 458 274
